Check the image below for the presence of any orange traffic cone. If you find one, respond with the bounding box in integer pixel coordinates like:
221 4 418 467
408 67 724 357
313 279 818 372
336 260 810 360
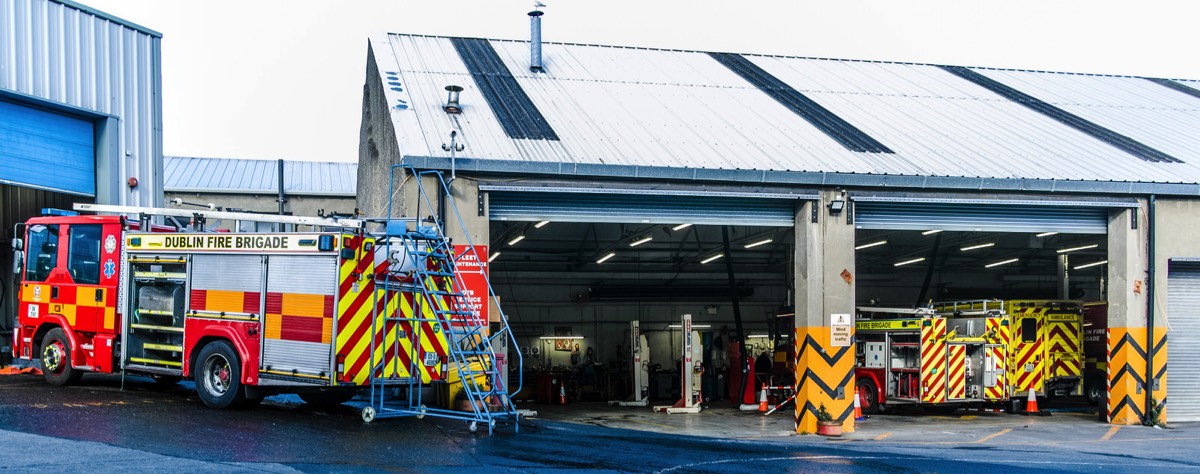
1024 388 1038 414
758 384 769 412
559 384 567 405
853 388 864 420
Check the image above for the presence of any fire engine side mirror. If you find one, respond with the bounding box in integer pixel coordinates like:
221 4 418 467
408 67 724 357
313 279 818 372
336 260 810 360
12 237 22 251
11 250 21 275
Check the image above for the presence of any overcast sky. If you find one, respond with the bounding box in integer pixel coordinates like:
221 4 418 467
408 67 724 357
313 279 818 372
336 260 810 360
84 0 1198 164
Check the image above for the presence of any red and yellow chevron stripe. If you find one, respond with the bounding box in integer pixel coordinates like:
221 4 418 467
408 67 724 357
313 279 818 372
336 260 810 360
947 344 966 400
1010 313 1044 395
1047 320 1082 380
920 318 947 404
335 236 450 386
985 344 1007 400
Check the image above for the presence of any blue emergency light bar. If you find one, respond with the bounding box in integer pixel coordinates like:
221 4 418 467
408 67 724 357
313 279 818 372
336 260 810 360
41 208 79 217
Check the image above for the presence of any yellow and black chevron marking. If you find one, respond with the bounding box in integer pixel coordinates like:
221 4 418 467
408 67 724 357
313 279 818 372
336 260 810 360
948 344 966 400
1107 327 1167 425
794 326 855 434
920 318 947 404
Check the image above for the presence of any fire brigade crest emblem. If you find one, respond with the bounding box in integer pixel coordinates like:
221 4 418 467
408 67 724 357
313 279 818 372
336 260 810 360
104 234 117 254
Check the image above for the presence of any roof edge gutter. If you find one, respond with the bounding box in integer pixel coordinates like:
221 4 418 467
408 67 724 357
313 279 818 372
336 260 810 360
401 155 1200 198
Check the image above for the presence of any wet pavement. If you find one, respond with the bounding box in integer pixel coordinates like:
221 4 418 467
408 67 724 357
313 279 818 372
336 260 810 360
2 372 1199 472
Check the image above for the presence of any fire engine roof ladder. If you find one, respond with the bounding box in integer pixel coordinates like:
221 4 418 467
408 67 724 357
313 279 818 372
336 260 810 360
359 164 523 435
73 203 364 230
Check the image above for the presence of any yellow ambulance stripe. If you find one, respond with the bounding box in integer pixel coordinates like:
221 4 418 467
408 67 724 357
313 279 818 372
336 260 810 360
205 289 246 313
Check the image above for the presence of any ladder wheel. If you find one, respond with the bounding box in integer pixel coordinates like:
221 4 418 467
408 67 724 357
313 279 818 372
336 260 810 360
469 421 478 433
361 406 377 423
416 404 426 419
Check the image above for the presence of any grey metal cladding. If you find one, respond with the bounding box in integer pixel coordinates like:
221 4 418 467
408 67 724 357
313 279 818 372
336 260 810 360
191 255 263 291
1146 78 1200 101
450 37 559 141
708 52 893 154
941 66 1183 164
266 255 337 295
263 339 332 378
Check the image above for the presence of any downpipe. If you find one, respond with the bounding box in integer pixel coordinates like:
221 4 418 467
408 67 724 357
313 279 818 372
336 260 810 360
1145 195 1157 424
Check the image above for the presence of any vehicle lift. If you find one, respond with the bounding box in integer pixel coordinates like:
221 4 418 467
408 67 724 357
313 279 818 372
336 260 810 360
654 314 703 414
610 320 650 407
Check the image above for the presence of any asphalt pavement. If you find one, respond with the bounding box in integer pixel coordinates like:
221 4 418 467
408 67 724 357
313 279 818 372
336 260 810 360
1 372 1199 473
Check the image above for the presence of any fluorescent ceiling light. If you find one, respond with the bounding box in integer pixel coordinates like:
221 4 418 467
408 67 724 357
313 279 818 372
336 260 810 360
672 223 693 231
539 335 584 340
1036 232 1058 238
855 240 887 250
668 324 712 329
534 220 550 229
922 230 943 235
596 252 617 264
1057 244 1099 254
507 235 525 245
700 254 723 264
894 257 925 267
985 258 1019 268
488 252 500 262
629 236 653 247
744 238 773 249
747 334 770 338
1074 260 1108 270
960 242 995 251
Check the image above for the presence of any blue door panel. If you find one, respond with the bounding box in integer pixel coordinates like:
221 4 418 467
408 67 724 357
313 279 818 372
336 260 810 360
0 100 95 196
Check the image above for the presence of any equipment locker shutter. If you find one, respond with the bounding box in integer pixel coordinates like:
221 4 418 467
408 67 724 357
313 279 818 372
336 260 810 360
853 200 1112 234
1168 260 1200 421
262 255 338 378
487 190 800 227
0 100 95 196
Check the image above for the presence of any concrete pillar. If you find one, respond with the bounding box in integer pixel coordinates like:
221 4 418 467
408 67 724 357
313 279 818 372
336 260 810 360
1105 203 1164 424
793 191 856 434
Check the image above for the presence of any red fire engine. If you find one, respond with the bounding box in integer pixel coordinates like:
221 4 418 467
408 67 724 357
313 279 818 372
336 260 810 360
9 204 484 410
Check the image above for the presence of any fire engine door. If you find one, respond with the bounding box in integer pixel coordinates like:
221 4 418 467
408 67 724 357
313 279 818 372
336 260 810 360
260 255 338 381
1011 315 1045 394
18 224 61 333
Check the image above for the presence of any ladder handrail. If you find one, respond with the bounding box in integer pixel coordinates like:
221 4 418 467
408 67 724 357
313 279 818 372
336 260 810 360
396 164 525 402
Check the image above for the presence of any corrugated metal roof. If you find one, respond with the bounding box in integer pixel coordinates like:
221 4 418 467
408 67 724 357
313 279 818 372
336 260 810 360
375 34 1200 194
164 157 356 196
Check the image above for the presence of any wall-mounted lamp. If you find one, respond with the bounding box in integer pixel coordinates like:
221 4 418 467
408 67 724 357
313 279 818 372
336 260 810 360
443 85 464 113
828 198 846 215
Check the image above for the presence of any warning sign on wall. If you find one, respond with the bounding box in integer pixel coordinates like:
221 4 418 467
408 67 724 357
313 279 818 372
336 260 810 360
830 313 852 347
453 245 489 327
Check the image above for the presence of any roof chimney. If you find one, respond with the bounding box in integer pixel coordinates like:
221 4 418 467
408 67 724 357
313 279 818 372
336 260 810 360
443 85 463 114
528 9 544 72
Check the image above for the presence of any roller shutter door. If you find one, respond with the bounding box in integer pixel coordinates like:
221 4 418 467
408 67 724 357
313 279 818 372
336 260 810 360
853 199 1118 234
487 189 801 227
1168 260 1200 421
262 255 338 379
0 100 95 196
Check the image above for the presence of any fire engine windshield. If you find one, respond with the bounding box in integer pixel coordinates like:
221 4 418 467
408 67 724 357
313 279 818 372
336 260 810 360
24 224 58 282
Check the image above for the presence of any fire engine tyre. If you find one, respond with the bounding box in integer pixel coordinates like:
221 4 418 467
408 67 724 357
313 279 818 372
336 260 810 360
1085 377 1105 406
856 379 880 415
194 341 247 409
41 328 83 386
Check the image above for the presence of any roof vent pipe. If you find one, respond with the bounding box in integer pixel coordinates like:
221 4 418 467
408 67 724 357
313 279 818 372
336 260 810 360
528 9 544 72
443 85 463 114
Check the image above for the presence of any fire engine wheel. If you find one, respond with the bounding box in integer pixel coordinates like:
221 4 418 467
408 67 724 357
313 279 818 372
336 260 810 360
41 328 83 386
194 341 247 409
856 379 880 415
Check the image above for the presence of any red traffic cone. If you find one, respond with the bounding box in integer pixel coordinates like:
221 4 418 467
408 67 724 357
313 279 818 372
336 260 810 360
758 384 769 412
559 384 567 405
1024 388 1038 414
854 388 864 420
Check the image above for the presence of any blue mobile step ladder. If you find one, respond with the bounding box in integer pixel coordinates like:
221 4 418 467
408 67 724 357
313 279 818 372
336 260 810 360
357 165 523 435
